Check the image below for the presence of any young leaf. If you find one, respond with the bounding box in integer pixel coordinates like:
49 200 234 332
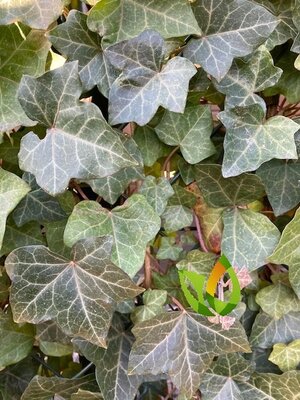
176 250 216 276
220 104 299 177
131 289 167 323
106 30 196 125
0 25 50 133
269 340 300 372
139 176 174 216
64 194 161 277
183 0 277 80
5 236 143 347
128 311 251 397
49 10 117 95
18 61 136 195
155 105 215 164
248 371 300 399
222 208 280 270
156 237 183 261
87 0 201 47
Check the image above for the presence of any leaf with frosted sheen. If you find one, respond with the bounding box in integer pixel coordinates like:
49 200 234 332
64 194 161 277
13 173 66 227
128 311 250 397
106 30 196 125
0 169 30 250
18 61 136 196
5 236 143 347
269 340 300 372
0 0 67 29
21 374 97 400
0 24 50 133
250 311 300 348
268 207 300 298
177 250 216 277
161 206 193 232
0 309 34 370
214 46 282 109
131 289 167 323
183 0 277 80
195 164 265 207
256 283 300 320
87 0 201 47
71 390 103 400
257 159 300 216
49 10 117 95
155 105 214 164
220 104 298 177
222 208 280 271
156 237 183 261
139 176 174 216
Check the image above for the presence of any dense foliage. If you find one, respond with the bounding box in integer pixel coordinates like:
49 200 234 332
0 0 300 399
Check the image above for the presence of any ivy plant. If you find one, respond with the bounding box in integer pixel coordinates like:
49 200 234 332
0 0 300 399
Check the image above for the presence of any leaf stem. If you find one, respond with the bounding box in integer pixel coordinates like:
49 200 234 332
193 212 209 253
32 354 61 377
162 146 180 179
169 296 185 311
73 362 94 379
73 182 89 200
143 247 152 289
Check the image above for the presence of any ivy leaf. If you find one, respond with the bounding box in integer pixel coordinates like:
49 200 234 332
71 390 103 400
155 105 214 164
49 10 117 95
0 169 30 250
106 30 196 125
194 164 265 207
222 208 280 271
64 194 161 277
0 309 34 370
87 0 201 47
75 315 151 400
18 61 137 196
0 0 67 29
84 135 144 205
5 236 143 347
156 237 183 261
21 375 97 400
0 24 50 133
36 321 73 357
268 207 300 298
131 289 167 323
139 176 174 216
250 311 300 348
177 250 216 276
257 159 300 216
248 371 300 399
220 104 299 177
199 354 255 400
256 283 300 320
269 340 300 372
128 311 250 397
183 0 277 80
13 173 66 227
45 219 72 258
214 46 282 109
152 267 188 307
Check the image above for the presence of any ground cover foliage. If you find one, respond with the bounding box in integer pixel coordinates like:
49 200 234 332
0 0 300 398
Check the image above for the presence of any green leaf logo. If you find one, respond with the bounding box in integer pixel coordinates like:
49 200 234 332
178 255 241 316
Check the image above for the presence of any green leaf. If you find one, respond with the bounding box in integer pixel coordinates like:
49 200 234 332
106 30 196 125
49 10 117 95
36 321 73 357
214 46 282 109
128 311 250 397
161 206 193 232
139 176 174 216
248 371 300 399
75 315 148 400
131 289 167 323
257 159 300 216
156 237 183 261
71 390 103 400
84 134 144 205
0 0 67 29
250 311 300 348
220 104 299 177
13 173 66 227
45 219 72 258
269 340 300 372
0 24 50 133
176 250 216 276
222 208 280 271
0 168 30 250
64 194 161 277
155 105 214 164
5 236 143 347
152 267 188 307
21 374 97 400
183 0 277 80
256 283 300 320
18 61 136 195
194 164 265 207
200 354 255 400
268 207 300 298
0 309 34 370
87 0 201 47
